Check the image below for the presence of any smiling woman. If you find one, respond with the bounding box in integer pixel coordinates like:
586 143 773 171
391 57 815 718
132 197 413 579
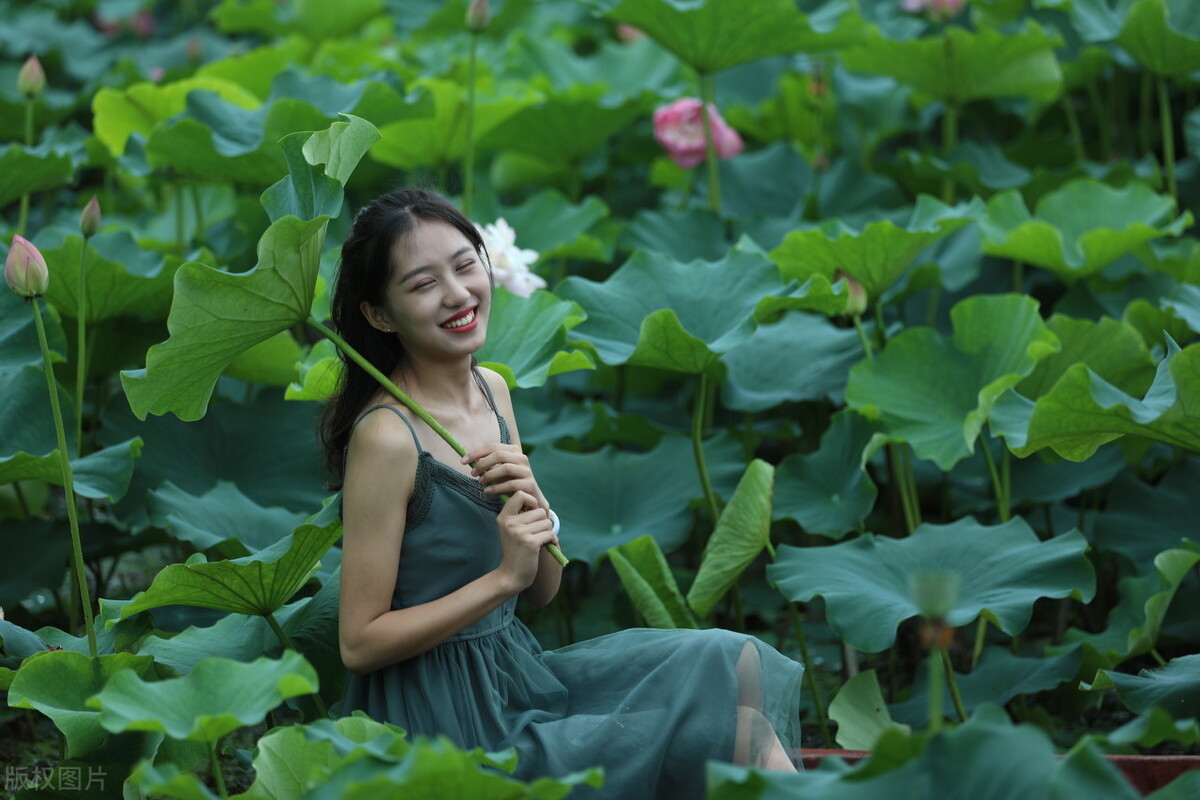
318 188 804 799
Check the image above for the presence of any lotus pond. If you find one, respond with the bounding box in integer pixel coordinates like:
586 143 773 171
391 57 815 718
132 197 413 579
2 0 1200 798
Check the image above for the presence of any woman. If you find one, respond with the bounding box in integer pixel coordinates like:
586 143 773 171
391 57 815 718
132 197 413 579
322 188 803 797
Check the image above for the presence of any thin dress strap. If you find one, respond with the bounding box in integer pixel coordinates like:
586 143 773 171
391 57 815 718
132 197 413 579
473 367 510 444
350 404 424 451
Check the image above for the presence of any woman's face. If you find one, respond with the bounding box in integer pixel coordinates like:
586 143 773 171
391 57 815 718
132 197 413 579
360 220 492 361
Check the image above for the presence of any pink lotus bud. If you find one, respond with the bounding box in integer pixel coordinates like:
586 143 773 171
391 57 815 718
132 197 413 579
466 0 490 32
148 65 165 83
652 98 744 170
6 235 50 298
836 270 868 316
80 195 102 239
617 24 645 43
17 55 45 99
901 0 966 21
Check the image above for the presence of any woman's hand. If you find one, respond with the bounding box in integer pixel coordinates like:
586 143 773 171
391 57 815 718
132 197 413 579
462 443 548 509
495 491 558 594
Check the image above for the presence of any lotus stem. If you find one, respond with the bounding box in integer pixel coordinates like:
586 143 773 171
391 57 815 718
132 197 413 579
927 645 944 733
971 617 987 670
692 373 721 525
308 316 569 566
75 242 89 457
1086 78 1112 160
852 315 873 360
940 647 968 722
32 298 97 657
264 611 330 719
980 438 1009 523
17 101 34 237
209 739 228 799
174 184 186 256
1158 76 1177 202
1138 70 1152 155
787 603 834 748
1062 90 1087 164
463 32 479 216
699 72 721 214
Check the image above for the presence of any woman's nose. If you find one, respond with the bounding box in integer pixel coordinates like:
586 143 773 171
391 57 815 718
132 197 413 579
444 274 471 304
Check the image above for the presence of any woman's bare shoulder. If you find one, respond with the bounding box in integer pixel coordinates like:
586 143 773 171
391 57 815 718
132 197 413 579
477 366 513 404
346 406 421 467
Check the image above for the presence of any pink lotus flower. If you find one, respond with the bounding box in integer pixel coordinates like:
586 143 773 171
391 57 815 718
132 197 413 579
652 98 743 170
901 0 966 21
476 218 546 298
6 235 50 298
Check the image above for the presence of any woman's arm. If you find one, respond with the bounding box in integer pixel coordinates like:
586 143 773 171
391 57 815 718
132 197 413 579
338 411 525 674
475 368 563 608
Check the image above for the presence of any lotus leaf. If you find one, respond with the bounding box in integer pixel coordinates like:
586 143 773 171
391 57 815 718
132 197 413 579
1072 0 1200 77
530 432 745 564
224 330 303 387
147 480 306 556
711 142 813 219
751 276 853 324
769 195 985 300
773 410 878 539
1017 315 1156 401
1106 705 1200 748
840 21 1064 105
557 245 785 376
113 520 342 621
212 0 383 39
89 651 318 743
127 761 219 800
980 180 1190 280
0 142 76 208
0 519 70 610
0 282 66 370
892 142 1032 196
488 190 612 262
286 339 342 402
845 294 1060 470
481 88 642 164
993 338 1200 460
1162 283 1200 336
513 34 682 99
475 289 595 388
767 517 1095 653
687 460 773 617
608 535 696 629
1094 456 1197 570
7 650 159 757
588 0 866 74
1088 654 1200 720
1008 445 1126 506
620 209 728 262
121 116 378 421
828 670 909 751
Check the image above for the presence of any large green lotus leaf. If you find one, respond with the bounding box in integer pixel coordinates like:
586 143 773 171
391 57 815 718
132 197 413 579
845 294 1060 471
195 36 311 98
726 71 829 152
1059 544 1200 675
475 289 595 388
588 0 867 74
0 142 76 208
1106 706 1200 748
127 761 219 800
134 613 275 677
1072 0 1200 77
1162 284 1200 337
371 79 532 168
0 519 69 610
773 410 879 539
767 517 1095 653
490 190 612 262
994 338 1200 460
979 180 1190 280
286 339 341 402
38 231 184 322
481 89 641 164
889 647 1083 727
92 77 261 157
531 432 745 564
706 705 1137 800
212 0 383 39
1122 299 1194 354
1137 236 1200 284
608 535 696 629
1008 444 1127 506
113 520 342 622
686 460 773 617
710 142 815 220
224 331 303 387
1089 654 1200 719
1016 315 1156 401
769 196 985 300
828 670 909 751
147 480 307 557
557 245 785 375
121 117 378 421
0 283 66 370
841 20 1063 104
619 209 728 262
99 392 328 522
513 33 682 99
1094 459 1200 570
7 650 159 757
892 142 1032 197
90 651 318 743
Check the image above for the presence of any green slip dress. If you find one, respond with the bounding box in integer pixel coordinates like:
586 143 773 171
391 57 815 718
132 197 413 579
340 389 804 798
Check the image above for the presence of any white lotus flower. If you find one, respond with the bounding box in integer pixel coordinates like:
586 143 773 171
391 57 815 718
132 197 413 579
476 218 546 298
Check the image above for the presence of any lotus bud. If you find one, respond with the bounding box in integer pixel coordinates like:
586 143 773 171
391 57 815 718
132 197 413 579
466 0 490 32
835 270 868 317
80 195 102 239
18 55 45 99
5 235 50 299
908 571 960 622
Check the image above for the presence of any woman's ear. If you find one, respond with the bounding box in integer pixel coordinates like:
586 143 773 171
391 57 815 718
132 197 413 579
360 301 394 333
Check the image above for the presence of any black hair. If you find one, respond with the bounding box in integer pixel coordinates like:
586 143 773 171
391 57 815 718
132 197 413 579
318 188 489 486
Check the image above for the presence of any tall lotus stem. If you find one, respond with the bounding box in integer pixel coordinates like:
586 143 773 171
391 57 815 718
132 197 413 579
33 299 97 657
692 373 721 525
787 602 834 748
308 316 568 566
17 56 44 237
264 611 329 719
1158 77 1177 202
76 196 100 456
698 73 721 214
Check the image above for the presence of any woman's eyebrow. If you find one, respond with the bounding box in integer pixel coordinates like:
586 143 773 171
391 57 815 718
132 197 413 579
398 247 474 283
